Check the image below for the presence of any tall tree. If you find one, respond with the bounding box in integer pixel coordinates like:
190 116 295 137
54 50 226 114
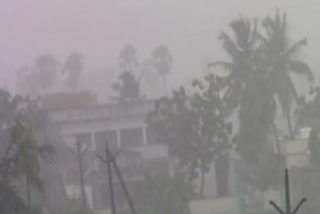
0 120 53 213
0 89 56 213
33 54 59 91
212 16 285 193
209 17 259 114
209 17 276 159
261 10 313 139
62 52 85 88
112 71 143 103
119 44 138 73
112 45 144 103
152 46 173 96
147 73 232 198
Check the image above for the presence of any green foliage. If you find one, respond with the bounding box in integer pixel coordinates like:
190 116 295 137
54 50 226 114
112 71 144 103
151 45 173 94
152 45 173 77
209 17 259 114
0 89 54 213
213 10 313 156
261 10 313 138
237 73 276 162
212 10 312 192
119 44 139 73
147 73 232 197
296 87 320 128
62 52 85 88
112 45 145 103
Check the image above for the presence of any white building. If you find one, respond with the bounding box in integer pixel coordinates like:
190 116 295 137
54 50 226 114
45 97 169 210
42 91 238 212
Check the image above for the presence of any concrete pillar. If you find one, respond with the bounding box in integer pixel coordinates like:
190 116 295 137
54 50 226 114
143 126 147 145
117 129 121 147
91 131 95 151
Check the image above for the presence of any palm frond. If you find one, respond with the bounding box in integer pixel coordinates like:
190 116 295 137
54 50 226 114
285 38 307 57
208 61 233 71
218 32 240 57
288 60 314 82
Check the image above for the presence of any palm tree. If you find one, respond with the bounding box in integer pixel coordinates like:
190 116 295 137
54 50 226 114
33 54 59 91
261 10 314 139
119 44 138 73
62 52 85 88
113 45 146 103
112 71 143 103
152 46 173 96
209 17 260 113
211 17 278 161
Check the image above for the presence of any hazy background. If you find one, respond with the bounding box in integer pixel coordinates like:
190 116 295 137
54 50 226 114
1 0 319 92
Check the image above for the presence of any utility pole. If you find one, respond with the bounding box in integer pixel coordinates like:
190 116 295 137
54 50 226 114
98 142 117 214
98 142 138 214
76 141 87 208
70 139 89 209
112 149 137 214
269 169 307 214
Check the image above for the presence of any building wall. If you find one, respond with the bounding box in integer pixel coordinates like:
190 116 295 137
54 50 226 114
49 101 236 209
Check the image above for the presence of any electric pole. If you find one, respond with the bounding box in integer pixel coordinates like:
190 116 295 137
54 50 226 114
98 142 138 214
70 139 89 208
269 169 307 214
98 142 117 214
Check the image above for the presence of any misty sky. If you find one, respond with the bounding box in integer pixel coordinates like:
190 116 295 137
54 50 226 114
1 0 319 93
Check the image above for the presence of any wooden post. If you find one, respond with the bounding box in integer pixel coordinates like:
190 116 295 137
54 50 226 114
105 142 117 214
76 141 87 208
112 153 137 214
98 142 138 214
285 169 291 214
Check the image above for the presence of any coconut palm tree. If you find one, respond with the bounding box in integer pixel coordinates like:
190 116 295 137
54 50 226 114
113 45 147 103
119 44 138 73
112 71 143 103
152 46 173 96
33 54 59 91
62 52 85 89
211 17 279 161
261 10 314 139
209 17 260 113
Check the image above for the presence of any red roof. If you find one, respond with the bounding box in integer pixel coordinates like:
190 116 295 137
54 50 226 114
42 91 97 111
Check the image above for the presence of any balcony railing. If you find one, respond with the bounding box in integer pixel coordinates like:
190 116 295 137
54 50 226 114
49 101 154 123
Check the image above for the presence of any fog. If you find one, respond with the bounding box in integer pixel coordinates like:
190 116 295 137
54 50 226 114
2 0 320 214
1 0 320 92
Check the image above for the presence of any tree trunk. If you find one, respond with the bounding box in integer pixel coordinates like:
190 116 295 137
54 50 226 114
26 177 31 212
76 141 86 208
285 109 294 139
215 155 230 197
105 143 116 214
272 122 281 154
199 165 205 199
162 76 168 97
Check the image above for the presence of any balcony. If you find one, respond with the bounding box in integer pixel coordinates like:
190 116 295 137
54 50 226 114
49 101 154 123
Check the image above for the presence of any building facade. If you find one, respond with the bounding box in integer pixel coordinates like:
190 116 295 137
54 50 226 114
47 99 169 210
43 92 237 212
